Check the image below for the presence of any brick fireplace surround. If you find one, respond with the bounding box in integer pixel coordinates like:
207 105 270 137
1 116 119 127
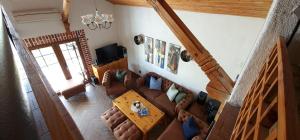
23 30 93 77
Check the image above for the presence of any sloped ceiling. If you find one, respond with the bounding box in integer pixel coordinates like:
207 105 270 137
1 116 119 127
107 0 273 18
9 0 62 14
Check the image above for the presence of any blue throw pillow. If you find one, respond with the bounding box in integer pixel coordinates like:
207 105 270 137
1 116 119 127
182 117 200 140
149 77 162 90
145 76 151 87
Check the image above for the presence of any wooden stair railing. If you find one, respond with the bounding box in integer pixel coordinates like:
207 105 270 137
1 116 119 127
230 38 298 140
145 0 234 102
1 8 84 140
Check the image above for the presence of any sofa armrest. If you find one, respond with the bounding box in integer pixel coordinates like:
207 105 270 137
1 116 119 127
175 93 194 113
124 71 134 89
102 70 112 87
136 76 145 88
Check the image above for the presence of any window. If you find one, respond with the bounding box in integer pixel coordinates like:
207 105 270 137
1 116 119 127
59 41 85 80
31 47 65 91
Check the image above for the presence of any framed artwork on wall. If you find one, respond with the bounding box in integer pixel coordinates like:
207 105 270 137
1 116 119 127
144 36 154 64
154 39 166 69
167 43 181 74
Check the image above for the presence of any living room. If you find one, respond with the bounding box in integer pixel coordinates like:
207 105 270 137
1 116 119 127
0 0 299 140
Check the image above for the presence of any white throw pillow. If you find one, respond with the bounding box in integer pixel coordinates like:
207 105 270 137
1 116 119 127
166 84 179 101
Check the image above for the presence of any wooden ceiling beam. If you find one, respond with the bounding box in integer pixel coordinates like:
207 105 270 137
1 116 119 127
145 0 234 101
62 0 71 32
108 0 272 18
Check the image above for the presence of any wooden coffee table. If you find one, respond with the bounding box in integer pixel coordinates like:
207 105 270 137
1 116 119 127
112 90 165 139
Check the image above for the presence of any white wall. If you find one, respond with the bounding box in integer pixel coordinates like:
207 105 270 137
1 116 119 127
4 0 119 61
69 0 118 60
115 6 265 93
14 14 66 38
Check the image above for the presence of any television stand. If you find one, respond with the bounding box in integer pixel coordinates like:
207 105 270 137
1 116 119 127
92 57 128 84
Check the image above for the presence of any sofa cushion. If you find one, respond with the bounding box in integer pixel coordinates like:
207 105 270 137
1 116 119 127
182 117 200 140
166 84 179 101
139 87 163 101
188 103 208 122
155 94 176 117
157 119 185 140
106 82 128 97
149 77 162 90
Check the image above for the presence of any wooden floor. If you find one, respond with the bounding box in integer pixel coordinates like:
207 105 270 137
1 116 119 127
60 85 115 140
60 84 166 140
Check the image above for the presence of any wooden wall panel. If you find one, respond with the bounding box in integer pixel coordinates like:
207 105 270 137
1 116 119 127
107 0 272 18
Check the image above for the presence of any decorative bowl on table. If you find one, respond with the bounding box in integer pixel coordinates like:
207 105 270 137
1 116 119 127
131 101 142 112
130 101 149 117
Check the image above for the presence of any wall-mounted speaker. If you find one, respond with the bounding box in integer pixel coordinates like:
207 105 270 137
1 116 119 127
134 34 145 45
180 50 193 62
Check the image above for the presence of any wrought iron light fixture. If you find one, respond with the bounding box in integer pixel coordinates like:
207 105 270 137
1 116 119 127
81 0 114 30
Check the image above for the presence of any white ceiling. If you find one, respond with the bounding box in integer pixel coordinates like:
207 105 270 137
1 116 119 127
9 0 62 13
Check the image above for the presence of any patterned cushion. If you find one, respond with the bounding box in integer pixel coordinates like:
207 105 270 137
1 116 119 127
166 84 179 101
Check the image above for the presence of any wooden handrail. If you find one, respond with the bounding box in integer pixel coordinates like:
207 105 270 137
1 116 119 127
230 37 298 140
1 7 84 140
277 37 298 140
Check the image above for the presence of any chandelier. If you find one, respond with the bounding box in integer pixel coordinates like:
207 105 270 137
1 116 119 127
81 1 113 30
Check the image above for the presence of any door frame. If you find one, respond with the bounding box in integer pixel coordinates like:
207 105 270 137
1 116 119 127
29 39 90 81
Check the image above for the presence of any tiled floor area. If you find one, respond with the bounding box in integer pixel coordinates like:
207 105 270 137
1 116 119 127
59 85 166 140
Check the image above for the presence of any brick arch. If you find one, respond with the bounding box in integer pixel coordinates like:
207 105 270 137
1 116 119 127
23 30 93 77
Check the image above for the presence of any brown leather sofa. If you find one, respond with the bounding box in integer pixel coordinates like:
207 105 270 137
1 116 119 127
102 69 135 98
136 72 194 118
158 110 211 140
187 101 209 123
206 103 240 140
113 119 142 140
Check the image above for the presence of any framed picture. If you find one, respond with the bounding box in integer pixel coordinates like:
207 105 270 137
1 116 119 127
144 36 154 64
154 39 166 68
167 43 181 74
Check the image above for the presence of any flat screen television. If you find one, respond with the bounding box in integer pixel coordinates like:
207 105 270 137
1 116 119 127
95 43 125 65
